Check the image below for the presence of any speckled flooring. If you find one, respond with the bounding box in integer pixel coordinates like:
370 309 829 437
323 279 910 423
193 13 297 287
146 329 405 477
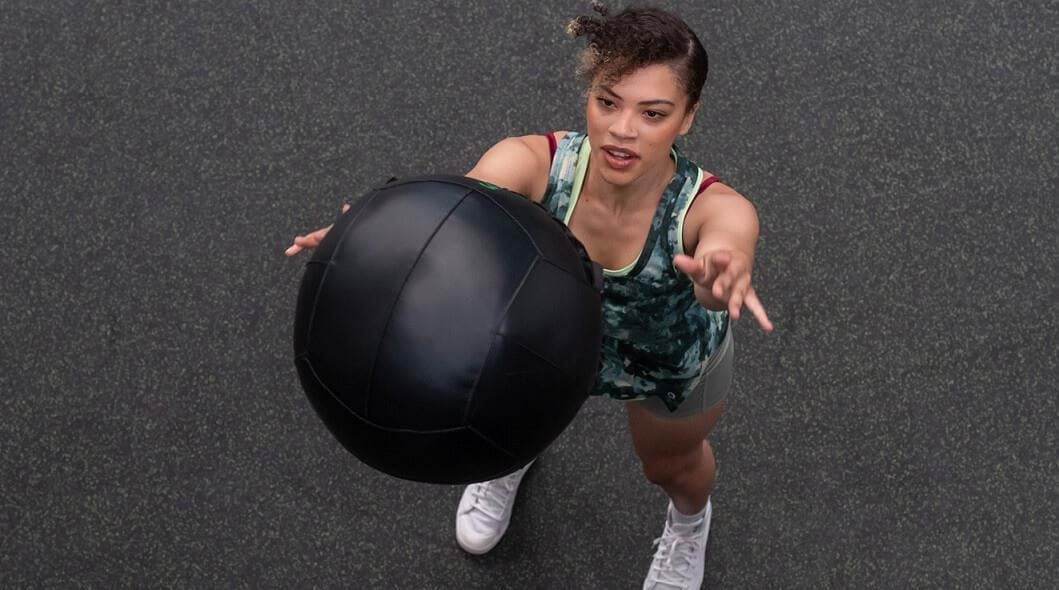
3 1 1056 588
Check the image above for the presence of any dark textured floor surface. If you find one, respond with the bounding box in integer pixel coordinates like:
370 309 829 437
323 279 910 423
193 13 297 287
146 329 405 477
2 1 1057 588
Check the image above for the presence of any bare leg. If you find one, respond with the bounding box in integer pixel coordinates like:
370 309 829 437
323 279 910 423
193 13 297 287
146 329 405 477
626 400 726 514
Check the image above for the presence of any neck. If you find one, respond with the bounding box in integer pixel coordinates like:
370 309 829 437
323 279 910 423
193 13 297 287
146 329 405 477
583 148 676 215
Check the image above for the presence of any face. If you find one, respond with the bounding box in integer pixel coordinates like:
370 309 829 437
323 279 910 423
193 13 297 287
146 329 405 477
585 63 697 188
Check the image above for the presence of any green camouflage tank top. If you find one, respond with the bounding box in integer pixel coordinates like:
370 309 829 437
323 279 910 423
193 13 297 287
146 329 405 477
541 131 730 411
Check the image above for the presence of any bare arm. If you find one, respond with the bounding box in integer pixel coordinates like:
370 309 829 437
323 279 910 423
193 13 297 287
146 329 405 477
465 135 552 202
674 191 773 332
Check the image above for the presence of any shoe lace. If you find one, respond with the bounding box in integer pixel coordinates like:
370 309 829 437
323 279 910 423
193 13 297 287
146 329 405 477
461 476 517 522
646 521 704 588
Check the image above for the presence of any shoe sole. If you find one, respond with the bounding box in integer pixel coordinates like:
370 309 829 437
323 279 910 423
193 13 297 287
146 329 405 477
456 526 507 555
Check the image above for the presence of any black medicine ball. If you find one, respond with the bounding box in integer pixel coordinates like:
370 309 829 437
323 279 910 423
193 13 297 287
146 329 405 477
293 175 603 485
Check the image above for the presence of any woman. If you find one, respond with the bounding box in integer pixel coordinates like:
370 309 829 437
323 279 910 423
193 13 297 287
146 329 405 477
286 3 773 588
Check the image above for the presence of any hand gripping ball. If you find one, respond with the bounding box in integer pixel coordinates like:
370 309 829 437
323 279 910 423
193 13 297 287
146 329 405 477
293 175 603 484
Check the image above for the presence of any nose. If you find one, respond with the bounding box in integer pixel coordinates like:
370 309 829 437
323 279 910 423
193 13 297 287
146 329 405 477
609 109 637 140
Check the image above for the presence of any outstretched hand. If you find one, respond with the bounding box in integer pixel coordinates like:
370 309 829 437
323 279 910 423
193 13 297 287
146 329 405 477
284 203 351 256
673 250 773 333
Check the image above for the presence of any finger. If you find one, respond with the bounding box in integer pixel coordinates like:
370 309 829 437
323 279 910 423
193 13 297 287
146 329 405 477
728 276 752 319
713 266 738 299
285 243 302 256
708 252 733 297
673 254 706 283
699 254 716 286
743 288 774 333
709 250 732 271
304 229 327 245
311 223 335 241
342 203 351 213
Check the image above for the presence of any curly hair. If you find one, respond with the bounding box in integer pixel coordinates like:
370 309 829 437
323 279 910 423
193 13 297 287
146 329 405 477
566 2 709 111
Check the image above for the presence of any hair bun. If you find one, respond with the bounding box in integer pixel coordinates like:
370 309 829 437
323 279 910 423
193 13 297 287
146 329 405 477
565 16 585 38
566 14 605 39
566 2 609 38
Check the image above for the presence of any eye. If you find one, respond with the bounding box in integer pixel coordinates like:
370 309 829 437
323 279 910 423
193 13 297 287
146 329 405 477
645 110 667 120
597 97 615 109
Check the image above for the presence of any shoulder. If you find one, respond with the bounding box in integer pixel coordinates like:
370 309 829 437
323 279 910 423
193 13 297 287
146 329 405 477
466 131 575 202
515 130 573 161
515 131 567 158
504 131 573 159
676 151 749 215
687 179 757 226
680 176 759 253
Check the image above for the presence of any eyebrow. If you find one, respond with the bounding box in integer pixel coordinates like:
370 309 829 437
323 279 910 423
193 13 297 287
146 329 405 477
598 85 677 107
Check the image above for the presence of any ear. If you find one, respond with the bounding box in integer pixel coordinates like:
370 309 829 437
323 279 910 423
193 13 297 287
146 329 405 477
678 102 698 136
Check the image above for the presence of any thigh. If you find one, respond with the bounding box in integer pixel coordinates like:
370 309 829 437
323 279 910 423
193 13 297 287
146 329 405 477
625 399 726 458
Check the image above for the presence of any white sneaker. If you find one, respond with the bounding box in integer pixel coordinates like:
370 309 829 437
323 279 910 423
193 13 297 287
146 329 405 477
642 499 712 590
455 460 535 555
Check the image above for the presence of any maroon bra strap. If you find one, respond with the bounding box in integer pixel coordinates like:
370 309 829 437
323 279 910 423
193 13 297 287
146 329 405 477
696 175 720 196
546 132 557 165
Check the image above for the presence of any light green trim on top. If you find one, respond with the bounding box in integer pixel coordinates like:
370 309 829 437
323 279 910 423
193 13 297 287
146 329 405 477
675 167 705 257
563 138 593 225
603 255 639 277
565 137 683 277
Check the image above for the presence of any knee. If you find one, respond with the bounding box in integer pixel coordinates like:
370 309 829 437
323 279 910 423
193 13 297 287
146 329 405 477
638 445 705 487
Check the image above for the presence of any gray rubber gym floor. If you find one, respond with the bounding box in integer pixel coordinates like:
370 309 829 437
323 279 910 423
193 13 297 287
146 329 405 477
3 1 1056 588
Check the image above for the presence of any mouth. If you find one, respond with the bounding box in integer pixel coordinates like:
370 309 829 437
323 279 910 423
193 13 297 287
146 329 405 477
601 145 640 160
